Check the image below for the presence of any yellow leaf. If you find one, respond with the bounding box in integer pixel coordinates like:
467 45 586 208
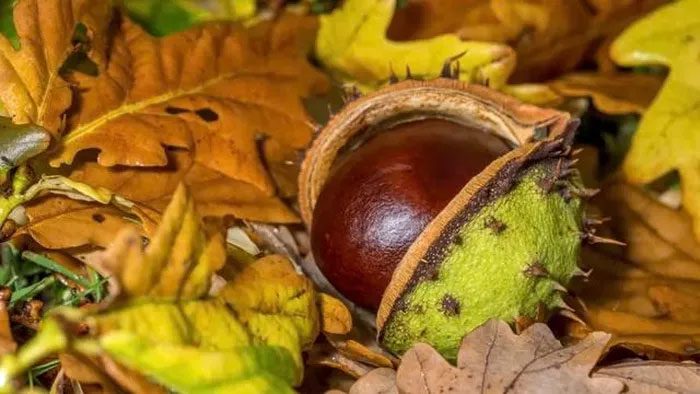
611 0 700 240
94 183 224 300
220 254 320 373
315 0 515 91
319 293 352 335
52 13 327 196
0 0 111 135
389 0 666 82
0 189 320 393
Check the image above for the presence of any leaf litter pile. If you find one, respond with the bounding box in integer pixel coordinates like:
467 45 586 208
0 0 697 393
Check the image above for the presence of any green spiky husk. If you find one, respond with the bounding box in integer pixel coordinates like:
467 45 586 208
379 159 584 361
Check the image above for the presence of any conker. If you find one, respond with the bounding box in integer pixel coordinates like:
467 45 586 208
311 118 511 309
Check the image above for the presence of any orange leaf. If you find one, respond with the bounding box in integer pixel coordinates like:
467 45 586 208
550 72 663 115
51 13 327 196
70 150 299 223
0 0 111 135
22 196 158 249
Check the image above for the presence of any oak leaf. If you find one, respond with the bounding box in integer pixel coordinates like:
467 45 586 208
0 0 111 135
594 361 700 393
571 180 700 357
315 0 516 92
52 13 327 197
0 184 320 393
22 196 157 249
346 319 623 394
68 150 298 223
610 0 700 241
389 0 666 82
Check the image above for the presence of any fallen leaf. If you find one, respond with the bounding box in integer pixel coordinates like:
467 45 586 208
69 150 299 223
348 368 397 394
0 184 321 393
22 195 158 250
52 12 327 197
389 0 666 82
307 343 375 379
320 293 353 335
550 73 663 115
594 360 700 393
315 0 516 92
325 337 395 370
93 183 225 300
610 0 700 240
0 0 111 135
345 319 622 394
571 180 700 358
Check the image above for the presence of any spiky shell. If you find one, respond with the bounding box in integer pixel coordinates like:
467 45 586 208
298 78 587 360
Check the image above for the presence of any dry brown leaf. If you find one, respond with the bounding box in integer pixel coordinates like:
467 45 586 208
389 0 666 82
550 73 664 115
326 337 395 369
51 13 328 196
320 293 353 335
595 360 700 393
346 358 700 394
400 320 621 393
69 150 298 223
571 180 700 358
345 319 622 394
21 196 158 249
0 0 111 135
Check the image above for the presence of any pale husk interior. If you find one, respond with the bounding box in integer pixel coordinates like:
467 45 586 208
298 79 570 226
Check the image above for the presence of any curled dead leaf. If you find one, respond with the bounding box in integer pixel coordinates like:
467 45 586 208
550 73 663 115
320 293 353 335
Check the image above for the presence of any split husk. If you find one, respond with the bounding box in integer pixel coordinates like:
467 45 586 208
299 78 588 359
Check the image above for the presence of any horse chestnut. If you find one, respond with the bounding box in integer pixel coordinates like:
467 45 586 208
311 118 511 309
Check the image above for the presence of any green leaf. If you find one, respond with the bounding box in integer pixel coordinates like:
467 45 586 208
124 0 257 36
0 0 18 50
610 0 700 240
315 0 515 91
99 332 297 394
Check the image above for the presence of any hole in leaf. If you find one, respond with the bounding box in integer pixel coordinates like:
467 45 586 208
165 106 189 115
195 108 219 122
0 0 20 50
